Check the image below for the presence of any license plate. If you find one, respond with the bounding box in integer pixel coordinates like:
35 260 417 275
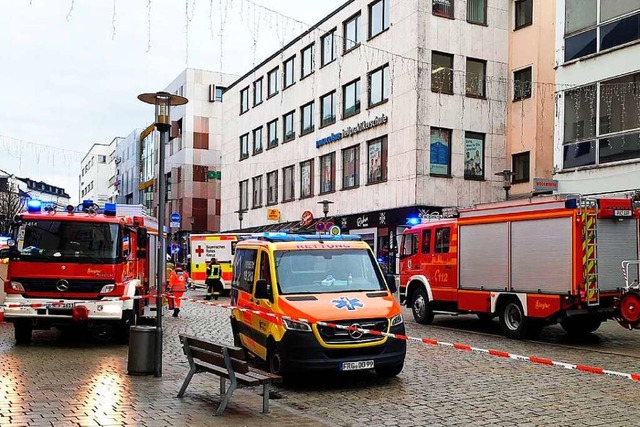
614 209 632 217
49 303 75 310
340 360 374 371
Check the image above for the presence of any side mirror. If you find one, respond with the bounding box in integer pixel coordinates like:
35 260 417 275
136 248 147 259
136 228 148 248
385 273 397 294
255 279 272 300
0 248 11 259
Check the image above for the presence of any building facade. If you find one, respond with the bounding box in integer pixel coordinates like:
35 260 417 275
507 0 556 197
113 129 143 205
139 124 157 214
554 0 640 195
160 68 238 233
220 0 509 272
79 142 114 205
16 177 70 208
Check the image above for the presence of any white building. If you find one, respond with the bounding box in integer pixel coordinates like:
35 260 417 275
79 142 113 205
220 0 508 271
113 130 143 204
15 177 71 208
554 0 640 195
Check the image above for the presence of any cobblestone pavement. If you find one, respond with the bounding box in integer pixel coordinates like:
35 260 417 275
1 290 640 427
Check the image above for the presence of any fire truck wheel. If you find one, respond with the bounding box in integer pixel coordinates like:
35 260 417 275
14 321 33 345
560 316 602 336
499 300 529 339
411 288 434 324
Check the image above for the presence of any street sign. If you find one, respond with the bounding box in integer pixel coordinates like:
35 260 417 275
170 243 179 254
170 221 180 228
170 212 181 223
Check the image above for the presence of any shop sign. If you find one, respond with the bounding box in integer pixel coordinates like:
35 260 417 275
267 209 280 221
301 210 314 226
316 114 389 149
533 178 558 193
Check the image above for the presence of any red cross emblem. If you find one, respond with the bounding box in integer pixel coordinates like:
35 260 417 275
195 245 204 256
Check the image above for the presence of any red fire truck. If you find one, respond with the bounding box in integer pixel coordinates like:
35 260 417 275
0 200 160 344
399 196 640 339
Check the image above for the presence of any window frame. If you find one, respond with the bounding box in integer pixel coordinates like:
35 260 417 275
301 43 315 79
319 152 336 194
513 66 533 101
320 90 337 128
300 159 315 199
300 101 315 136
283 56 296 89
252 126 263 155
253 77 263 106
240 86 250 114
282 165 295 202
342 78 361 119
267 67 279 98
368 63 390 107
342 144 360 190
463 131 486 181
432 0 454 19
429 127 452 177
252 175 263 209
511 151 531 184
367 136 388 185
239 179 249 211
283 110 295 142
465 58 487 98
368 0 390 39
267 119 278 149
239 133 250 161
466 0 487 25
343 12 362 53
515 0 533 30
266 170 278 206
435 227 451 253
321 29 337 67
431 51 454 94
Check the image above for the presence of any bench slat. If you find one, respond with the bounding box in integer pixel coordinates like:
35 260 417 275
179 334 247 360
189 347 250 374
195 363 263 386
247 368 283 383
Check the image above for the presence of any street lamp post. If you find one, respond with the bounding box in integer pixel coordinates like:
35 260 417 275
495 169 517 200
317 199 334 220
234 209 247 231
138 91 188 378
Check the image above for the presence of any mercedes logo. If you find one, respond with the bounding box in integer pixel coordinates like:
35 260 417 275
348 323 364 340
56 279 69 292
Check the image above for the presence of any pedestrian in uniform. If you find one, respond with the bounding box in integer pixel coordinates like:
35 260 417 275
168 264 189 317
205 258 223 300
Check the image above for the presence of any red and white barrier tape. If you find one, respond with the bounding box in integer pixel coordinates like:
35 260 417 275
2 294 639 383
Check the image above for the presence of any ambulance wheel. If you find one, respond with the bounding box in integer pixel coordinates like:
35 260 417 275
499 300 528 339
411 288 434 324
268 343 285 376
561 316 601 336
375 361 404 378
14 321 33 345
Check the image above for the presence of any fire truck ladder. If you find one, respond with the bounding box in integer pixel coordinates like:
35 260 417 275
580 198 600 306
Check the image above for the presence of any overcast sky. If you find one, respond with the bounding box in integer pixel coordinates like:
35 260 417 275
0 0 345 203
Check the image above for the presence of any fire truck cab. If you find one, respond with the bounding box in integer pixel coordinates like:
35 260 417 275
399 196 640 339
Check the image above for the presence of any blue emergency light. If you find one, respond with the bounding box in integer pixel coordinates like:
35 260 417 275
259 233 361 242
104 203 117 217
82 200 95 212
406 217 420 226
27 199 42 213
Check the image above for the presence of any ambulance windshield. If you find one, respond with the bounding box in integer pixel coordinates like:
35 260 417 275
274 249 386 294
15 220 120 264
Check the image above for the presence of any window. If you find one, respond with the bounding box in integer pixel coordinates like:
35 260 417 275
267 67 279 97
601 12 640 51
301 101 314 135
233 249 257 292
253 78 263 106
240 86 249 114
252 176 263 208
515 0 533 30
282 165 295 202
430 127 452 176
466 58 486 98
343 13 361 52
343 79 361 118
98 155 106 163
433 0 453 18
513 67 532 101
369 0 390 38
464 132 485 180
283 111 295 142
342 145 360 189
512 152 530 183
239 180 249 211
321 29 336 66
240 133 249 160
320 153 336 193
431 52 453 94
193 165 208 182
267 119 278 149
253 127 263 154
284 56 295 89
320 91 336 127
301 44 314 78
367 136 388 184
467 0 487 25
401 233 418 257
563 73 640 169
421 229 432 254
266 171 278 205
300 159 314 198
435 227 450 253
368 64 390 107
215 86 225 102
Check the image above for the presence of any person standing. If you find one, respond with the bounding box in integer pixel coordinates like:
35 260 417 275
168 264 189 317
205 258 223 300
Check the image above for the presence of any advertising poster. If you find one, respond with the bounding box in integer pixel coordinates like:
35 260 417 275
301 162 312 197
430 128 450 175
464 134 484 180
368 141 383 182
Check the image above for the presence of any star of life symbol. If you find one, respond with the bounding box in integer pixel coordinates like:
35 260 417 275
332 297 364 311
341 218 348 228
379 212 386 225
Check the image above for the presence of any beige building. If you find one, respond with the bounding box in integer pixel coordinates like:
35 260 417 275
507 0 556 197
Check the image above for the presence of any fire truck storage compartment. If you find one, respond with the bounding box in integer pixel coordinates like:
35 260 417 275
596 218 639 292
458 217 573 294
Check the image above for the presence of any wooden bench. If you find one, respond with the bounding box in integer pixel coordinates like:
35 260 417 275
177 334 282 416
